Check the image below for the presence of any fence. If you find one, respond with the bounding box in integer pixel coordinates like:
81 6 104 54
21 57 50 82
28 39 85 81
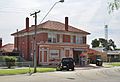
0 61 33 67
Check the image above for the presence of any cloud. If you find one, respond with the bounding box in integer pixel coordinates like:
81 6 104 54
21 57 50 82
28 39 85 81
0 0 120 48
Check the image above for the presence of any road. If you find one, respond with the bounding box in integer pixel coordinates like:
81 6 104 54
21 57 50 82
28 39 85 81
0 67 120 82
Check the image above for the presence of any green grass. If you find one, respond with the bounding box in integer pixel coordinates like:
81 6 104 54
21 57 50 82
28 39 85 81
37 68 56 72
109 62 120 66
0 67 56 75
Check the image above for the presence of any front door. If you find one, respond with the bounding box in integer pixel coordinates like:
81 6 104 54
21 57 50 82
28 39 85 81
43 51 47 63
39 50 48 65
73 51 82 65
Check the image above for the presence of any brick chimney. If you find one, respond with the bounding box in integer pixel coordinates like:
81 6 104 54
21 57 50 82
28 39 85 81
65 17 68 31
26 17 30 60
0 38 2 48
26 17 29 31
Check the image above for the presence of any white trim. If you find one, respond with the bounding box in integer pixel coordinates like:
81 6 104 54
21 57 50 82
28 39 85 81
39 47 49 65
42 50 44 63
14 29 86 37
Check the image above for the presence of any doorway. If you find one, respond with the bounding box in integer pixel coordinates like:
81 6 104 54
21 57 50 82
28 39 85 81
73 51 82 65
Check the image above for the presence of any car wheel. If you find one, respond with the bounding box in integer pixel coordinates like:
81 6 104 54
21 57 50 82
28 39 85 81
56 67 62 71
71 68 74 71
67 68 69 71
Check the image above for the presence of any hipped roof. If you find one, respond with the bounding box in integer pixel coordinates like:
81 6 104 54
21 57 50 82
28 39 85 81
0 44 14 52
11 20 90 35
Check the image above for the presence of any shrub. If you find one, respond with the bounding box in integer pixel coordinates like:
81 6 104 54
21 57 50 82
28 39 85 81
5 56 17 68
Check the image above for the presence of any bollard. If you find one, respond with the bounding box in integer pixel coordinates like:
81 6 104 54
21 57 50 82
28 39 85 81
28 65 32 76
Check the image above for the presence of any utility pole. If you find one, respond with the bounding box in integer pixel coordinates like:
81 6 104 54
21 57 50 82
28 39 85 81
30 10 40 73
105 25 108 43
16 29 19 51
104 25 108 51
105 25 110 62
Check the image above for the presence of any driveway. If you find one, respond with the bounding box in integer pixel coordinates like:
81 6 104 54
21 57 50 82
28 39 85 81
0 67 120 82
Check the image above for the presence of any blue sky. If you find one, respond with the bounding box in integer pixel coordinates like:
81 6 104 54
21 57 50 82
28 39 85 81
0 0 120 48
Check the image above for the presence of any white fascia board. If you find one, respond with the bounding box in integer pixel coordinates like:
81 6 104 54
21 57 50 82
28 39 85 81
14 29 86 37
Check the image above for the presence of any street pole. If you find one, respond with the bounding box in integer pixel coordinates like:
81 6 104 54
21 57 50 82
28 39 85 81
40 0 64 23
16 29 18 51
30 10 40 73
29 0 64 73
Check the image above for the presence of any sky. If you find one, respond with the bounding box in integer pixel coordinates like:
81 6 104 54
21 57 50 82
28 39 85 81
0 0 120 48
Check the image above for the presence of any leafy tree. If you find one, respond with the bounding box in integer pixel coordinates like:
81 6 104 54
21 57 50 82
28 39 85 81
91 38 116 51
91 39 100 48
108 39 116 50
99 38 108 47
109 0 120 13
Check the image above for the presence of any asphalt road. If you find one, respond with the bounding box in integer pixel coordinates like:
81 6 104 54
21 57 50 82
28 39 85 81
0 67 120 82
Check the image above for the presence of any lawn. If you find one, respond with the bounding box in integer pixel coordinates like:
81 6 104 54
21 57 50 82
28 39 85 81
0 67 56 75
109 62 120 66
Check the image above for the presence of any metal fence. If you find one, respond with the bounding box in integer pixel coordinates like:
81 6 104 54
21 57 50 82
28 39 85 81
0 61 33 67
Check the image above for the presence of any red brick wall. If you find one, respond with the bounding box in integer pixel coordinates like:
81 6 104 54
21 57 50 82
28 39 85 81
36 33 48 43
21 36 28 60
14 35 30 60
0 38 2 48
14 32 48 61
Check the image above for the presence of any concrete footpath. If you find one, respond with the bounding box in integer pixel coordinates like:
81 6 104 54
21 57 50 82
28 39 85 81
0 63 111 70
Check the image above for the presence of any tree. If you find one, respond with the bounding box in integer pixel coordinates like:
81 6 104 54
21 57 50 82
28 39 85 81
91 38 116 50
99 38 108 47
91 39 100 48
109 0 120 13
108 39 116 50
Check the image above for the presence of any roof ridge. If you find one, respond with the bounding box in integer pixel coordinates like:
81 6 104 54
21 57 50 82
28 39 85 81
11 20 90 35
39 20 90 34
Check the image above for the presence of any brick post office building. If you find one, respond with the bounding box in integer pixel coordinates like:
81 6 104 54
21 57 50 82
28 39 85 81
11 17 90 65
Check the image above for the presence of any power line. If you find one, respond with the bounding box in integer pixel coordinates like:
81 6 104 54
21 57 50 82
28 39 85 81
0 10 25 13
0 7 40 14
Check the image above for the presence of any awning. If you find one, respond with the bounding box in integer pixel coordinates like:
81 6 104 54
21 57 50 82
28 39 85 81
73 48 86 51
80 54 86 57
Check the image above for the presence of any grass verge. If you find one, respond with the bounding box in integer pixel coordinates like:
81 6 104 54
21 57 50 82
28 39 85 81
0 67 56 75
104 62 120 68
109 62 120 66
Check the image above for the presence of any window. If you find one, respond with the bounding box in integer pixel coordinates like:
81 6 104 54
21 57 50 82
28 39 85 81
71 35 73 43
53 34 57 43
48 33 57 43
73 36 76 43
71 35 76 43
63 35 70 43
65 50 69 57
48 38 52 42
48 33 52 43
79 37 83 44
83 36 86 44
76 36 83 44
50 50 59 59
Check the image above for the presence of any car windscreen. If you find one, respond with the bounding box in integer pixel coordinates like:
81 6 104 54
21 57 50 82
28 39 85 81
62 58 73 62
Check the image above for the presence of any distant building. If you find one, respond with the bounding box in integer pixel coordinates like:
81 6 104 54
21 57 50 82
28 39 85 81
0 38 2 49
11 17 90 65
0 43 19 56
93 47 120 62
0 38 2 55
87 48 107 62
107 50 120 62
